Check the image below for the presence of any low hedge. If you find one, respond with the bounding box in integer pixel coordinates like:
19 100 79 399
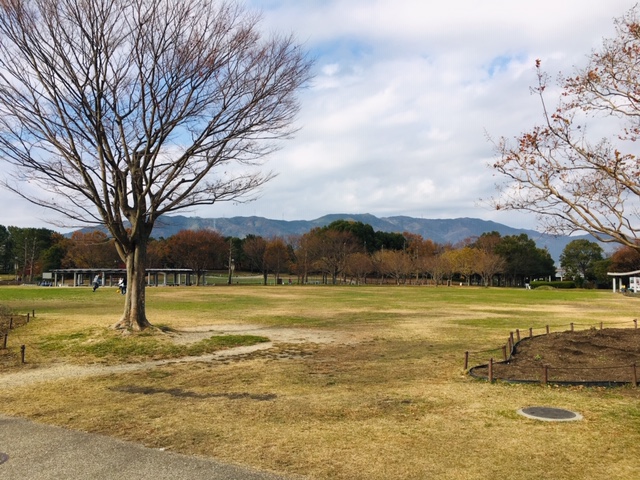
530 280 576 289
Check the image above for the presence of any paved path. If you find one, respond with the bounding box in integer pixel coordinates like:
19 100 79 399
0 415 299 480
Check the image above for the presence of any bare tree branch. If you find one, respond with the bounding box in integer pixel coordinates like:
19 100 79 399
491 7 640 251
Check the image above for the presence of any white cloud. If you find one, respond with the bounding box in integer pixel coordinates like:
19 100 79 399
1 0 636 232
215 0 634 230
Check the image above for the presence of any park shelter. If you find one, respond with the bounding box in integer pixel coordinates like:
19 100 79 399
607 270 640 293
49 268 196 287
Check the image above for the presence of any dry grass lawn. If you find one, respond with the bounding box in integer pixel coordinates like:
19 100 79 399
1 285 639 479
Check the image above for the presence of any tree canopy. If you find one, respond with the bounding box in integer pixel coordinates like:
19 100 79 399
559 239 603 283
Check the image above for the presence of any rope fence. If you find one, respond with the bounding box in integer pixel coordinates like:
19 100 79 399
465 319 640 387
0 310 35 365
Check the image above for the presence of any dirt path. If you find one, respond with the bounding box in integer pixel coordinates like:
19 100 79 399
2 325 357 389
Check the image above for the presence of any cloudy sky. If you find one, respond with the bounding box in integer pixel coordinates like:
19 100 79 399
0 0 635 231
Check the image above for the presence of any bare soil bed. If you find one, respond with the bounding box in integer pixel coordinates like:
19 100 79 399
472 328 640 384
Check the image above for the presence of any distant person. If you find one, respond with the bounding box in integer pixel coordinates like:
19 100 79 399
92 274 101 292
117 277 126 295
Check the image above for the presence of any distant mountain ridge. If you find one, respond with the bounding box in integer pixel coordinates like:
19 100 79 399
150 213 599 262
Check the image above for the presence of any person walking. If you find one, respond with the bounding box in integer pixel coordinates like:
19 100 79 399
117 277 126 295
92 274 101 292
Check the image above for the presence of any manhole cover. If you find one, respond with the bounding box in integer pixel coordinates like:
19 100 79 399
518 406 582 422
0 453 8 465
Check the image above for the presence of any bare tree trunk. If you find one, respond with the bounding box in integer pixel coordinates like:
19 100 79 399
29 237 37 283
114 240 151 331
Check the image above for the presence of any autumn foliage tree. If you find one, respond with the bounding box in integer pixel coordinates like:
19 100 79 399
493 6 640 253
63 231 121 269
0 0 311 329
344 252 373 285
609 243 640 272
471 232 506 287
264 238 291 284
166 230 227 285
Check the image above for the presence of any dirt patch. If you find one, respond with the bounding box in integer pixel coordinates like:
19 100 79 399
166 324 354 346
112 385 278 401
472 328 640 384
1 325 360 389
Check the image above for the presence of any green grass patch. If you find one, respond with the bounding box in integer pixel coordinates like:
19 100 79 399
36 328 269 361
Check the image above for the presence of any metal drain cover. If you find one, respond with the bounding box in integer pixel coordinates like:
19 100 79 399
518 406 582 422
0 452 8 465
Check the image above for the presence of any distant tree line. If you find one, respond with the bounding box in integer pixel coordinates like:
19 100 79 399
0 220 630 288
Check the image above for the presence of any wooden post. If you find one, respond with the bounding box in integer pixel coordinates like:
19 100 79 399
542 365 548 385
529 327 533 338
464 351 469 370
9 317 13 329
516 329 521 342
27 313 30 323
32 309 35 318
600 322 603 330
502 345 507 361
570 322 574 332
546 325 550 335
508 336 512 354
633 363 638 388
20 345 25 363
488 358 494 383
635 319 638 329
2 333 7 349
509 332 514 350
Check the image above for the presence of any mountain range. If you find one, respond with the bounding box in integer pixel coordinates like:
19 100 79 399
150 213 601 262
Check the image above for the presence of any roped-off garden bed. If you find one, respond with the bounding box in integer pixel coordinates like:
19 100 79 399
469 325 640 386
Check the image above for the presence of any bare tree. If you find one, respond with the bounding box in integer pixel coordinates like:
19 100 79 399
373 249 411 285
302 228 357 285
0 0 311 329
473 250 506 287
243 235 268 285
492 7 640 252
264 237 290 284
422 254 446 286
344 252 373 285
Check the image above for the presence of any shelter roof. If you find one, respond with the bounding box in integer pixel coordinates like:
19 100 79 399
607 270 640 277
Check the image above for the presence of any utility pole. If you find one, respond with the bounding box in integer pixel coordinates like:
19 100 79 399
227 238 234 285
